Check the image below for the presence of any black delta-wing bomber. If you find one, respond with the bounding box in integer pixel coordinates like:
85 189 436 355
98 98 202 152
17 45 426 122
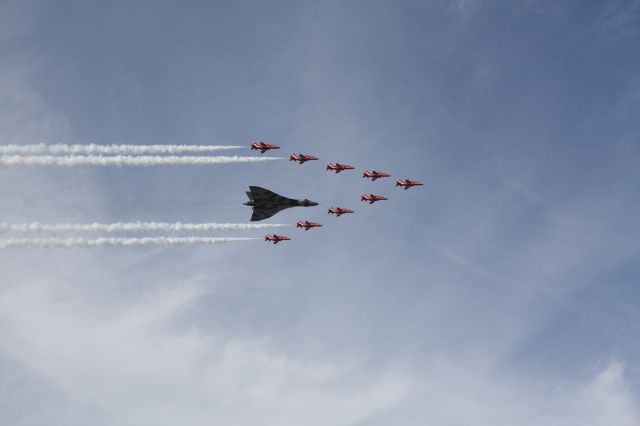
244 186 318 221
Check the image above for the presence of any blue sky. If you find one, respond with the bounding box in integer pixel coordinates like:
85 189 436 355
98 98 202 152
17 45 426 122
1 1 640 424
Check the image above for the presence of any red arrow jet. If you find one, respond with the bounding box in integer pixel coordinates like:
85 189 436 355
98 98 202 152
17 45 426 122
250 140 280 154
395 179 423 190
362 170 391 181
361 194 388 204
290 153 319 164
265 234 291 244
326 162 355 173
328 207 354 216
296 220 323 230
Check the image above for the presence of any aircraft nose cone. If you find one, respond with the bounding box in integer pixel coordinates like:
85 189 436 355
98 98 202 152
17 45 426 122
308 201 318 206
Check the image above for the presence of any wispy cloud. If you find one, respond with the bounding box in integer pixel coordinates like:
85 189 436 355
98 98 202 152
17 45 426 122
0 280 408 425
380 359 639 425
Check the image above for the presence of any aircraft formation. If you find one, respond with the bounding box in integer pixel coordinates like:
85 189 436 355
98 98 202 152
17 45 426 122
0 140 421 249
247 139 423 245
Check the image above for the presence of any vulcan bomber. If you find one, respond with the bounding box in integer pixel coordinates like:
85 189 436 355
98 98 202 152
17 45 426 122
244 186 318 221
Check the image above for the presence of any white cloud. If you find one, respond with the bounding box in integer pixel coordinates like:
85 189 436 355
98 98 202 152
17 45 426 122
580 361 640 426
375 359 639 426
2 269 638 425
0 279 407 426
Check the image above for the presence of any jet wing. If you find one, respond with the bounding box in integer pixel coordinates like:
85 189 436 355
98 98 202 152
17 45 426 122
248 186 283 202
247 186 299 222
251 205 289 222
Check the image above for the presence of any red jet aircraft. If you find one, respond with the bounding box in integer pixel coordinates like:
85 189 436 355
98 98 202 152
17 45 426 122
395 179 423 190
328 207 354 216
290 153 319 164
362 170 391 181
265 234 291 244
250 140 280 154
361 194 388 204
296 220 323 230
326 162 355 173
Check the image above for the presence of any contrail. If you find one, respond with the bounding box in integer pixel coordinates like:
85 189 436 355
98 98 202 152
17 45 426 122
0 155 282 167
0 237 259 248
0 222 289 234
0 144 244 155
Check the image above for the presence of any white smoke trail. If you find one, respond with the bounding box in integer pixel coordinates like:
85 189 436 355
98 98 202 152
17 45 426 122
0 155 282 167
0 144 244 155
0 222 289 234
0 237 259 249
